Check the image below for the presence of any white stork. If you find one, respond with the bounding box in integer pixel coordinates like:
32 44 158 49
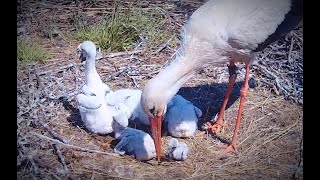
140 0 303 162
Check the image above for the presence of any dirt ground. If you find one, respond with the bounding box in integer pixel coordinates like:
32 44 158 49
17 0 303 179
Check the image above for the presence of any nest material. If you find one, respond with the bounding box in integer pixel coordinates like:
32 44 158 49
17 0 303 179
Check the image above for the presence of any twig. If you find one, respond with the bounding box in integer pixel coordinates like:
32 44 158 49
106 67 129 80
33 156 55 169
53 144 69 172
84 7 155 11
85 11 112 14
262 120 298 145
45 89 80 102
49 171 63 180
36 50 142 77
20 143 39 179
130 39 144 59
126 73 140 88
27 155 39 175
73 63 81 91
38 63 75 76
97 50 143 60
259 79 280 95
293 137 303 179
288 36 294 62
153 37 173 54
30 132 120 157
37 120 69 144
253 63 285 94
33 67 44 90
90 170 95 180
59 91 79 101
292 31 303 42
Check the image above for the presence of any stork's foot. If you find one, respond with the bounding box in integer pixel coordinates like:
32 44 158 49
217 143 238 159
195 130 206 137
196 121 225 137
223 143 237 154
207 121 224 135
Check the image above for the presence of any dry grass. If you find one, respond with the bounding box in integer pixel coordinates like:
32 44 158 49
17 0 303 180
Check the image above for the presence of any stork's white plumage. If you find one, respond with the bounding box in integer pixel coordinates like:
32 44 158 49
164 95 202 138
105 89 149 126
106 89 202 138
166 138 189 161
78 41 110 96
140 0 303 162
76 41 113 135
112 113 156 161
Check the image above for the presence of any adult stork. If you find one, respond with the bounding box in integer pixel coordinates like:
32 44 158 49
140 0 303 162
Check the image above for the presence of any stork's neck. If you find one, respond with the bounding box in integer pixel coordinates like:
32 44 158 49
148 52 200 104
84 55 102 86
145 40 228 106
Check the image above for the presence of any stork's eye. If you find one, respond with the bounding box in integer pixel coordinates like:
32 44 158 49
149 106 155 115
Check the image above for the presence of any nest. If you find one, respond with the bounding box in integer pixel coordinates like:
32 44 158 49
17 0 303 179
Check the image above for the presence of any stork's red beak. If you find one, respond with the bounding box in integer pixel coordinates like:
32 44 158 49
149 115 163 163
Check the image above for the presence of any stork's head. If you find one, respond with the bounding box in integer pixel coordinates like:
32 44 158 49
77 41 97 62
141 79 169 163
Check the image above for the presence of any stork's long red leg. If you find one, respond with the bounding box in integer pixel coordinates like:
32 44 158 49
224 64 250 154
205 62 237 136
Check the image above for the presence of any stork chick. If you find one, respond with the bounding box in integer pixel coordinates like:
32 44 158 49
112 113 156 161
164 95 202 138
105 89 149 126
76 40 113 134
166 138 189 161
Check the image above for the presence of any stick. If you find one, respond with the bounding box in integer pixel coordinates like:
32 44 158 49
37 50 142 76
59 91 79 101
288 35 294 62
27 155 39 175
293 138 303 179
20 143 39 178
53 144 69 172
30 132 120 157
260 79 280 95
153 37 173 54
33 156 55 169
33 67 44 90
253 63 286 94
83 7 155 11
85 11 112 14
106 67 129 80
97 50 142 60
130 75 140 88
39 121 69 144
38 64 75 76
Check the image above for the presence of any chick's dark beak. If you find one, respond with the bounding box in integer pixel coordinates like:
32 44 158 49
79 53 86 62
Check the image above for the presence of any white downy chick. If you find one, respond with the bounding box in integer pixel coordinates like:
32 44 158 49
112 113 156 161
105 89 149 126
166 138 189 161
164 95 202 137
76 40 113 134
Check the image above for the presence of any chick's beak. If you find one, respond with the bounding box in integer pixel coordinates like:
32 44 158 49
149 115 163 163
79 53 86 62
